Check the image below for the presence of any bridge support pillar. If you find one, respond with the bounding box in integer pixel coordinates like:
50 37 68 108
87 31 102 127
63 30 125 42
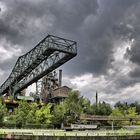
111 121 114 130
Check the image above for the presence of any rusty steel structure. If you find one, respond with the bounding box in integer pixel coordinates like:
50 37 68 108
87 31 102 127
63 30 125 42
0 35 77 99
80 115 140 121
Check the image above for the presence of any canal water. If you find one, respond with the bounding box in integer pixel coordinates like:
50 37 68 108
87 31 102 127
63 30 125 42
1 135 140 140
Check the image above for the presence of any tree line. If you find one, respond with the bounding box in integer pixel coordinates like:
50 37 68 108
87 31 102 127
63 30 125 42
0 91 140 128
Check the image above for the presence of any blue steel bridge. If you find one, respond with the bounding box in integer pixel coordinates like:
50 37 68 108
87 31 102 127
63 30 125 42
0 35 77 100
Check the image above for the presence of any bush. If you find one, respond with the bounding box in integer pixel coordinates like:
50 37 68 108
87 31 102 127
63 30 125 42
25 123 41 129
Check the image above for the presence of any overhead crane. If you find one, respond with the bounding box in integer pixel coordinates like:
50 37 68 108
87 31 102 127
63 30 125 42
0 35 77 100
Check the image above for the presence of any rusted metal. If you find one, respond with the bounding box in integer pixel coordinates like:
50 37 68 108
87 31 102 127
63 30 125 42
80 115 140 121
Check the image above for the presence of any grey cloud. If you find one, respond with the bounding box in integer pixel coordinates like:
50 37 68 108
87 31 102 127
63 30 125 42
0 67 10 84
121 2 140 69
49 0 99 32
1 0 140 95
127 41 140 66
67 0 139 75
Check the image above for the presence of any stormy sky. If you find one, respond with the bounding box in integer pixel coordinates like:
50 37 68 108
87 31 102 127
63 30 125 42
1 0 140 105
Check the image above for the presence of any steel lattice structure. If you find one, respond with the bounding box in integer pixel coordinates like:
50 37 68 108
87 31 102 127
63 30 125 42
0 35 77 98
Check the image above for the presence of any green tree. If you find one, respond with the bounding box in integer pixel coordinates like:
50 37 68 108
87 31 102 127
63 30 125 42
52 101 67 128
52 90 84 126
26 103 38 124
79 96 95 115
127 107 138 117
15 100 32 127
125 107 138 125
110 107 123 126
114 101 123 109
35 103 53 127
115 102 129 115
64 91 83 124
0 98 7 123
130 102 140 114
97 101 112 115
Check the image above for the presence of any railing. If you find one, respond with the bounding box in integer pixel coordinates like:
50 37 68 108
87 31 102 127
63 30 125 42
80 115 140 121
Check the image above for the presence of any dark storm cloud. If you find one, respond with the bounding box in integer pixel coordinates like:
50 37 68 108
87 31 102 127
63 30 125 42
67 0 139 75
129 67 140 78
0 20 18 38
127 42 140 66
0 0 99 77
1 0 140 90
0 0 48 46
49 0 98 32
122 2 140 78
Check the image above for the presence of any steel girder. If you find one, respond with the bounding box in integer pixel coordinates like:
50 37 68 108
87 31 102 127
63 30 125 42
0 35 77 96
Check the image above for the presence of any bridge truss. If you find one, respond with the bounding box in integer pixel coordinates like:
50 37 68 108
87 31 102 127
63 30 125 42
0 35 77 99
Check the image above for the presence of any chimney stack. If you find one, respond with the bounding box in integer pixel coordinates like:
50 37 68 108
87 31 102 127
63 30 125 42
96 91 98 106
59 69 62 87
